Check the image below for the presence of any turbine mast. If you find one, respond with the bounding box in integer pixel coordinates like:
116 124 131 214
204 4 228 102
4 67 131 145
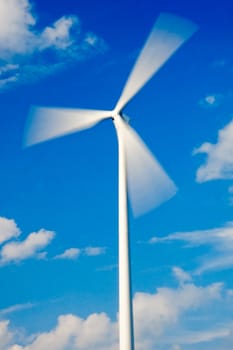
114 116 135 350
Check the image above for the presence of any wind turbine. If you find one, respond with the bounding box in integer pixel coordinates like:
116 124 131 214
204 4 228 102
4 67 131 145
24 13 197 350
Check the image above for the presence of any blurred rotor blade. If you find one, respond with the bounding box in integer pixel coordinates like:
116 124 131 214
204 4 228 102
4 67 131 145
115 13 198 112
121 121 177 216
24 107 112 147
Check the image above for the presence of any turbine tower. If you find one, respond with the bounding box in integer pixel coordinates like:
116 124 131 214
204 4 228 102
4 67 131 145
24 13 197 350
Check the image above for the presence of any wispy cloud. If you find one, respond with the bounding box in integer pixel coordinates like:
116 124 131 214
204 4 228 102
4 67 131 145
0 229 55 264
84 247 106 256
149 221 233 248
0 217 21 245
0 303 35 317
211 59 228 69
149 222 233 274
96 264 117 272
198 94 223 108
166 327 232 346
196 255 233 275
0 0 107 90
193 119 233 182
228 185 233 205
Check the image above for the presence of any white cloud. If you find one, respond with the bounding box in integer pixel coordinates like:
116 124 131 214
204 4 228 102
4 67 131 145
53 246 106 260
0 320 13 350
5 281 232 350
0 0 107 90
83 247 106 256
0 216 105 265
150 222 233 273
0 217 21 245
7 313 117 350
0 229 54 264
193 119 233 182
0 0 35 57
39 16 78 51
54 248 81 260
134 282 222 350
172 267 192 284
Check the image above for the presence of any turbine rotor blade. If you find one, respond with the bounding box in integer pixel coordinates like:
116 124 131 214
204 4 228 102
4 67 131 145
120 120 177 216
115 13 198 112
24 107 112 147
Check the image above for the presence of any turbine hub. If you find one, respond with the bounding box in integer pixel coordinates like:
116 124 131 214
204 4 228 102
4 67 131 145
112 111 130 125
120 113 130 124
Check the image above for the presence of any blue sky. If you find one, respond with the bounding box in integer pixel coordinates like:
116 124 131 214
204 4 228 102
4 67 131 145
0 0 233 349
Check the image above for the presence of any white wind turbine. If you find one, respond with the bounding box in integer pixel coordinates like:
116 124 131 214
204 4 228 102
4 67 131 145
24 13 197 350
